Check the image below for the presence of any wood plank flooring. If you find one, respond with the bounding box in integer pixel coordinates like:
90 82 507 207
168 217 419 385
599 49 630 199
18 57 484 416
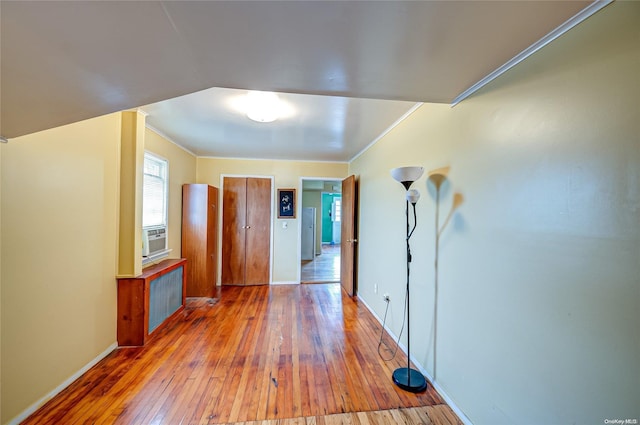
301 245 340 283
22 284 459 425
220 405 461 425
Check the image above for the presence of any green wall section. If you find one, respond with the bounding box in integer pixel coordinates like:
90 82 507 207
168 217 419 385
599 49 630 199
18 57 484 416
321 193 341 243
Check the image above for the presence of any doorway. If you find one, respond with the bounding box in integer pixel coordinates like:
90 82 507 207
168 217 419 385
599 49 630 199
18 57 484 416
300 179 342 283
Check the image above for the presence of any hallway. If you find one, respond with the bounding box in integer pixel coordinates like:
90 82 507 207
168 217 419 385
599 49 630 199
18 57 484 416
20 284 454 424
300 244 340 283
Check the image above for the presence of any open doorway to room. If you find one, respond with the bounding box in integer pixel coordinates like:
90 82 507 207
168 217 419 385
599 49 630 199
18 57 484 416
300 179 342 283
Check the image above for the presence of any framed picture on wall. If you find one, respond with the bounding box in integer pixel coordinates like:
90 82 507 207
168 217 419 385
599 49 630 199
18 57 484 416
277 188 296 219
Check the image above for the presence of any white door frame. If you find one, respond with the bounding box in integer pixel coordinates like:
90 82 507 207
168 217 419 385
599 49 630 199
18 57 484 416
297 176 342 283
219 174 275 285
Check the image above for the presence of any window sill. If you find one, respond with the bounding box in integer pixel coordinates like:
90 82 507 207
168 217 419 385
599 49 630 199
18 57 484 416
142 249 172 267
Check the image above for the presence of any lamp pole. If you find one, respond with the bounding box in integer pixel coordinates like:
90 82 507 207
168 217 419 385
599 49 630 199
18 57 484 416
390 167 427 393
405 199 412 387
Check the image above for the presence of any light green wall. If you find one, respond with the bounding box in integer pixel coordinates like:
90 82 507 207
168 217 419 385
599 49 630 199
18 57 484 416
0 143 3 422
321 193 340 243
197 158 348 283
350 2 639 424
1 114 122 423
1 3 637 423
144 128 197 259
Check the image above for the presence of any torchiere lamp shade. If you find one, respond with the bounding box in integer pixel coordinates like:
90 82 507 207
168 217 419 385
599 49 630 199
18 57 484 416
390 166 424 190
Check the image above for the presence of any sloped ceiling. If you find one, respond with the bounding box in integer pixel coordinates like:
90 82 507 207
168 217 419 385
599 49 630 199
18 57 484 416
1 1 596 160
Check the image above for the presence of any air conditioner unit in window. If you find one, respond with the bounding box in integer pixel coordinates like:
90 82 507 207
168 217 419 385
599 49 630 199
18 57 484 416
142 227 167 257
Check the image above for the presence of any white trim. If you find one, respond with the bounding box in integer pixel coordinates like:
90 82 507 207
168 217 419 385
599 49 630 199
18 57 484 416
143 151 170 230
271 280 300 285
424 371 474 425
142 152 170 260
349 102 423 163
7 343 118 425
297 177 344 283
141 248 172 267
145 124 198 157
358 296 474 425
125 108 149 117
218 174 275 286
451 0 613 106
199 155 348 164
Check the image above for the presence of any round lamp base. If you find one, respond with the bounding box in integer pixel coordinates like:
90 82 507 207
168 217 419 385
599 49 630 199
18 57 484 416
392 367 427 393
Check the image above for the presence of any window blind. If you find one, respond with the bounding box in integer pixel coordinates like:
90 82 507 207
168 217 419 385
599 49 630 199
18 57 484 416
143 153 168 228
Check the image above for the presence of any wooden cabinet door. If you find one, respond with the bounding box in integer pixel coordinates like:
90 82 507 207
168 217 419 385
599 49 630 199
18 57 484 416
206 185 218 292
245 178 271 285
222 177 247 285
182 184 218 297
222 177 271 286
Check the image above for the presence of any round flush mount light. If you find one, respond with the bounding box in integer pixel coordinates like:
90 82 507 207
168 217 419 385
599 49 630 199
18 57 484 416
245 91 280 123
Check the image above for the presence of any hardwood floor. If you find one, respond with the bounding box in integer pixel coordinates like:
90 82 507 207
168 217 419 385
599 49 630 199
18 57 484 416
220 405 461 425
22 284 459 425
301 245 340 283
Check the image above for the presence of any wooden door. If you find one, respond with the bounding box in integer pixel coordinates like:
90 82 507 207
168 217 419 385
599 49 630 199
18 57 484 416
206 185 218 292
222 177 247 285
340 175 357 296
222 177 271 286
245 178 271 285
182 184 217 297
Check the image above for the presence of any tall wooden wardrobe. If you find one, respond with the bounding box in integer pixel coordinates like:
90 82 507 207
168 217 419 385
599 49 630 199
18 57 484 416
222 177 271 285
182 184 218 297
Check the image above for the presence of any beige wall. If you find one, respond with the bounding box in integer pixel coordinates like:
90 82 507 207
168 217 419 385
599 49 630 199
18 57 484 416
144 128 197 260
117 111 145 277
350 2 639 424
0 114 122 423
197 158 348 283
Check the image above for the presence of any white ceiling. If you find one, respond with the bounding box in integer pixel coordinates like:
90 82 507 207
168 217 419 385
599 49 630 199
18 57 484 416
1 1 597 161
142 87 418 161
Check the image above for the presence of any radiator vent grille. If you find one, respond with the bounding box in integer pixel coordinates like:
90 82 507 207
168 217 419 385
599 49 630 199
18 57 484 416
148 266 183 333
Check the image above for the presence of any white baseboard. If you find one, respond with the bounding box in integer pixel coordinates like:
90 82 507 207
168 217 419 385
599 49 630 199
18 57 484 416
358 296 473 425
271 281 299 285
7 342 118 425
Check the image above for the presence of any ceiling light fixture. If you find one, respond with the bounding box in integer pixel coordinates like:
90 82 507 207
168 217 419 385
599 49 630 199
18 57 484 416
246 91 280 123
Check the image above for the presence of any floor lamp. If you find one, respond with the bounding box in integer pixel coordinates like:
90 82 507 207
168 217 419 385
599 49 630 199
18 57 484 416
390 166 428 393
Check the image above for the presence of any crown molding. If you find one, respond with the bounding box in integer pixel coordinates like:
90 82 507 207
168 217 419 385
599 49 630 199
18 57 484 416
451 0 614 106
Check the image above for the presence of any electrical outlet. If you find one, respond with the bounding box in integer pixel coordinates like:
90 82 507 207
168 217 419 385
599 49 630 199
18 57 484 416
374 284 378 294
383 293 390 302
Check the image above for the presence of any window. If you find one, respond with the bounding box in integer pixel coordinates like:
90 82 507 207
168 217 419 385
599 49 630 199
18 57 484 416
332 198 341 222
143 152 168 228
